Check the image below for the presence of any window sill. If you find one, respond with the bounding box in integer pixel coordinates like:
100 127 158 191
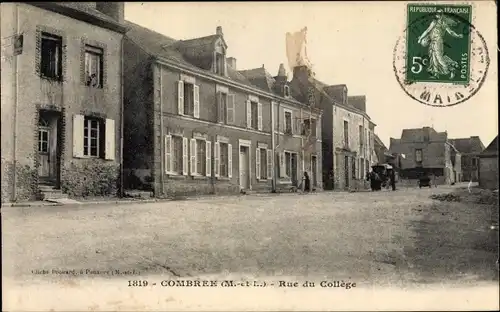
75 155 104 160
85 85 104 89
216 176 231 181
257 179 270 183
41 76 63 83
279 179 292 184
166 173 187 179
191 174 210 180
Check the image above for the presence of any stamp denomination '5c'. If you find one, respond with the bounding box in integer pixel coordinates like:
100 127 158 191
393 3 490 107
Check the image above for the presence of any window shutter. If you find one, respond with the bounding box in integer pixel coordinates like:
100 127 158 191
255 148 261 180
206 141 212 177
182 137 188 175
104 118 116 160
246 100 251 128
290 112 294 134
72 114 84 158
257 102 263 131
164 135 172 173
190 138 197 175
267 149 273 180
279 152 286 178
217 92 223 123
177 80 184 115
228 143 233 178
227 94 235 124
317 118 321 140
193 85 200 118
214 142 220 177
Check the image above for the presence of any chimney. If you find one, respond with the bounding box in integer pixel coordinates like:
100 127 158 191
216 26 223 37
96 3 124 23
292 65 311 83
227 57 237 69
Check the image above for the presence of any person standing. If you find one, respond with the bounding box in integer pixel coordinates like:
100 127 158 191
303 172 311 193
390 169 396 191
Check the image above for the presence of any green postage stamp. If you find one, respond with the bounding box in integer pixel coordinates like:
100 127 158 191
393 2 490 107
406 4 471 84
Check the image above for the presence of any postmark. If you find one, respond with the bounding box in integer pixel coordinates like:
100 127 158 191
393 3 490 107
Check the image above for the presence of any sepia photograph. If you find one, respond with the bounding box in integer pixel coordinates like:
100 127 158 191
1 1 498 311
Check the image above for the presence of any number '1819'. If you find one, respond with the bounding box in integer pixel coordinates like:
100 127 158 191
128 280 148 287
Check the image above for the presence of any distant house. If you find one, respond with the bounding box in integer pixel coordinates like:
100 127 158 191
449 136 485 182
389 127 461 184
478 135 498 190
373 134 395 165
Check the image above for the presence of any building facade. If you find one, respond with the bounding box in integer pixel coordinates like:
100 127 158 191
123 23 322 197
290 66 376 191
1 3 126 203
389 127 461 184
478 135 498 190
449 136 485 182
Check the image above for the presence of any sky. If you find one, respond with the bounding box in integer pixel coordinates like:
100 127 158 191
125 1 498 148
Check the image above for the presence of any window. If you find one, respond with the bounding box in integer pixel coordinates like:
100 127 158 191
184 82 194 116
171 135 184 174
250 101 258 129
215 52 225 75
301 118 317 137
219 142 229 177
256 148 267 180
284 111 292 134
83 117 104 157
41 33 62 80
196 139 206 176
219 92 227 123
85 45 103 88
285 152 292 177
472 157 477 166
352 157 356 179
415 149 423 163
38 129 49 153
284 85 290 97
359 125 363 149
343 120 349 147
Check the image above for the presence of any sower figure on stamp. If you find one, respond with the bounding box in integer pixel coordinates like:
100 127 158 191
417 9 464 79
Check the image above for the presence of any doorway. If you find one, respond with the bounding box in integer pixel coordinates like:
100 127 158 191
239 145 250 190
311 155 318 187
291 153 298 186
38 110 61 187
344 155 349 188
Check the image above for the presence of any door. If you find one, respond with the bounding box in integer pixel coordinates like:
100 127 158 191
239 146 249 189
344 155 349 188
291 153 298 186
311 156 317 187
38 127 50 178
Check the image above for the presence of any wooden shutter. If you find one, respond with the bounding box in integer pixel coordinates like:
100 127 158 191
177 81 184 115
217 92 223 123
246 100 251 128
190 138 197 175
279 152 286 178
214 142 220 177
104 118 115 160
227 143 233 178
182 137 188 175
290 111 294 134
255 148 261 180
257 102 263 130
164 135 172 173
206 141 212 177
193 85 200 118
227 94 235 124
72 114 84 158
267 149 273 179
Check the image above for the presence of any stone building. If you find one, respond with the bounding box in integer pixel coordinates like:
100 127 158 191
478 135 498 190
122 22 322 197
449 136 485 182
1 3 126 203
389 127 461 184
289 66 376 190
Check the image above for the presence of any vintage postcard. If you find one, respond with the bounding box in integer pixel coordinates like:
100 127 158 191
1 1 498 311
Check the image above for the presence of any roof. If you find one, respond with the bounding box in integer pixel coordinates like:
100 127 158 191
480 135 498 157
400 127 447 142
373 133 388 150
238 67 276 92
124 21 255 87
448 137 485 154
29 2 127 33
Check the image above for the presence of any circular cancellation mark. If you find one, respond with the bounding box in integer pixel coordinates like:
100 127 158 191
393 4 490 107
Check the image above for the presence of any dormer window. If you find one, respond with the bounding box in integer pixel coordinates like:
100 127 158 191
215 52 225 75
284 85 290 98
